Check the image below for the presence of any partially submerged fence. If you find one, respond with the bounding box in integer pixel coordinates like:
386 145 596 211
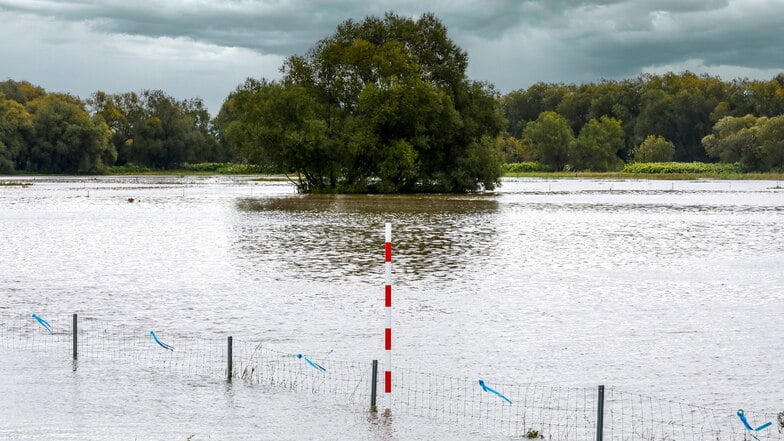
2 312 782 440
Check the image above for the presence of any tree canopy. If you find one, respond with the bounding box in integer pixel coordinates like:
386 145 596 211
0 85 114 174
91 90 229 169
703 114 784 171
634 135 675 163
522 111 573 171
0 80 230 174
502 72 784 168
222 13 505 193
569 116 624 171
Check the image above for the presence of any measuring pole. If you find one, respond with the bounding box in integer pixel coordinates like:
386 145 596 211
384 222 393 409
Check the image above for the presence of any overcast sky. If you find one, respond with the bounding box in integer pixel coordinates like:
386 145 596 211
1 0 783 114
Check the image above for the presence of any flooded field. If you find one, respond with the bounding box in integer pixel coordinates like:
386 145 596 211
1 176 782 439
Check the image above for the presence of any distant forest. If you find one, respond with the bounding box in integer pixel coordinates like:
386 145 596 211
501 72 784 172
2 71 784 175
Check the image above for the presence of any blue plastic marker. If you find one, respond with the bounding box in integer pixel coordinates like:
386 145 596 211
297 354 326 372
478 379 512 404
150 330 174 351
737 409 772 432
31 313 53 334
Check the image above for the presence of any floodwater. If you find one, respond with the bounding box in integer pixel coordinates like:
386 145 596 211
1 175 783 440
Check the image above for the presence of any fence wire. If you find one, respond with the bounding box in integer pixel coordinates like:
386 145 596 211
2 312 782 440
605 388 783 441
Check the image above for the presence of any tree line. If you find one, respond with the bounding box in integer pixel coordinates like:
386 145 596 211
0 80 233 173
501 72 784 171
2 12 784 186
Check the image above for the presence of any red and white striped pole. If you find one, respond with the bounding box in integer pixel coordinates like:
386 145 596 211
384 222 393 407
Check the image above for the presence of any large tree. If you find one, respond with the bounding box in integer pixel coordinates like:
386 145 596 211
569 116 624 171
25 94 114 173
702 114 784 171
0 94 33 172
634 135 675 163
224 13 505 193
522 111 573 171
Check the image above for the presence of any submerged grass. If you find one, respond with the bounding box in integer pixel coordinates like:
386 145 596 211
503 161 784 180
0 181 32 187
503 171 784 180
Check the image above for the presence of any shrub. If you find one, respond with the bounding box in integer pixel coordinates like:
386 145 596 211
503 162 552 173
181 162 279 174
108 164 154 173
621 162 741 174
634 135 675 163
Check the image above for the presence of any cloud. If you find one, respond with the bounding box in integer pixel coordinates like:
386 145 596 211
466 0 784 89
0 0 384 55
1 0 782 111
0 10 283 113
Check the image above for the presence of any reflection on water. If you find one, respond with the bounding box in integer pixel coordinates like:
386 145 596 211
1 176 783 439
234 194 500 285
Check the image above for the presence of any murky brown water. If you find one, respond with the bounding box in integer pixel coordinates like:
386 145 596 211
1 176 782 439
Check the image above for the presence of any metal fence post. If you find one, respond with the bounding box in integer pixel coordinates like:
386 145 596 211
227 336 233 382
370 359 378 412
596 384 605 441
72 313 78 359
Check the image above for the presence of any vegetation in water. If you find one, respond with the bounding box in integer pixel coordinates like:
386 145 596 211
220 13 505 193
524 428 544 439
0 181 31 187
621 162 742 174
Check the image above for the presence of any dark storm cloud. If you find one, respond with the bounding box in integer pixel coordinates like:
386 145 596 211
1 0 782 108
0 0 356 54
558 0 784 79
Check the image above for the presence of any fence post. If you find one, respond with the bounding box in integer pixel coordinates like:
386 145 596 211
370 359 378 412
72 313 78 359
227 336 233 382
596 385 605 441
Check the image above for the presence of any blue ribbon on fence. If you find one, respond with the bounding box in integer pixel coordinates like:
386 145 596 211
297 354 326 372
31 313 53 334
478 379 512 404
150 330 174 351
737 409 772 432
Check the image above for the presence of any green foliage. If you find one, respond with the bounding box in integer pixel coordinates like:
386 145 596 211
633 73 720 161
222 13 504 193
180 162 276 174
223 79 335 190
702 114 784 171
757 115 784 171
108 164 154 173
0 80 228 174
91 90 228 169
500 136 536 163
634 135 675 163
0 80 46 104
524 428 544 439
621 162 741 174
0 94 33 172
502 83 567 137
25 93 115 173
502 162 550 173
502 72 784 164
522 111 574 171
569 116 624 171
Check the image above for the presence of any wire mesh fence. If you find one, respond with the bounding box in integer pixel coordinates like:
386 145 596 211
604 388 783 441
2 312 782 440
392 367 597 439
